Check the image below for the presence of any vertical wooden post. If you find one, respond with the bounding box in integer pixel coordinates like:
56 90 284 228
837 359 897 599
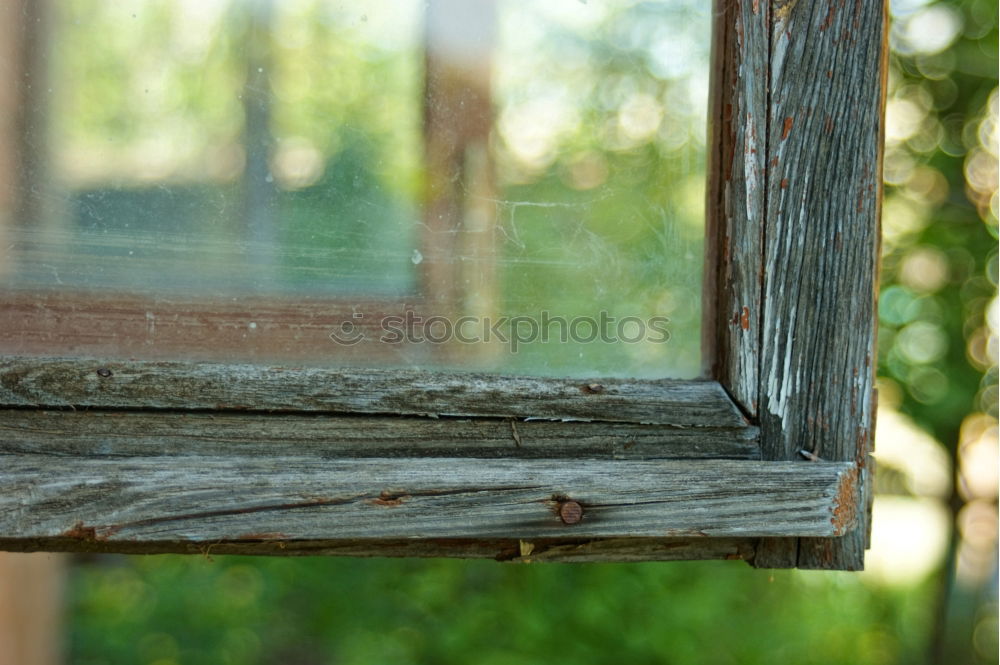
0 0 23 242
756 0 886 570
0 6 66 661
0 0 49 276
709 0 884 569
0 553 65 665
704 0 768 414
243 0 277 284
422 0 498 358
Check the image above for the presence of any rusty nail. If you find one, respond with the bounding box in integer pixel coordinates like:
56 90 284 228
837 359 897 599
559 501 583 525
96 367 113 378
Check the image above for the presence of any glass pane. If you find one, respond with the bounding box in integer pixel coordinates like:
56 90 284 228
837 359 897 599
0 0 709 378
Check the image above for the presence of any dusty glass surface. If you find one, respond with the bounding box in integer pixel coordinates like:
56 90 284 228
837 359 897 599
0 0 709 378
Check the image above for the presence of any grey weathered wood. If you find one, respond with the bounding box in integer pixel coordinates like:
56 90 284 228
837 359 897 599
0 536 757 563
0 0 883 569
754 0 885 570
0 456 856 544
704 0 767 415
0 356 748 427
0 410 760 460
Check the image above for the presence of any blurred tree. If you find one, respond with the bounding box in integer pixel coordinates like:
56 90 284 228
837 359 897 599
878 0 997 663
60 1 1000 664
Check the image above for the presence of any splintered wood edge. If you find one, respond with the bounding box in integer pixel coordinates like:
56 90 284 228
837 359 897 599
0 356 749 427
0 458 857 553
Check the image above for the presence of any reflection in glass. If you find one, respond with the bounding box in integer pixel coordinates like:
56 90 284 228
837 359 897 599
0 0 709 378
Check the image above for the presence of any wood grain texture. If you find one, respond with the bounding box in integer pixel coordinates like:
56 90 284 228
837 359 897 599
0 0 884 569
0 356 748 427
754 0 885 570
0 410 760 460
704 0 768 414
0 289 424 363
0 456 857 544
0 536 757 563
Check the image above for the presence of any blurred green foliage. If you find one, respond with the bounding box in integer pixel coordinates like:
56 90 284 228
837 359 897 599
493 0 707 377
879 0 998 444
874 1 999 663
38 0 707 376
70 556 936 665
61 0 998 663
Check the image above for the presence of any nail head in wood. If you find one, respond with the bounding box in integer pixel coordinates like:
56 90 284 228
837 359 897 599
559 501 583 525
95 367 113 378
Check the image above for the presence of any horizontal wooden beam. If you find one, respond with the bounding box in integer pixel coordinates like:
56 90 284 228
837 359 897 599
0 356 748 427
0 409 760 460
0 536 758 563
0 289 421 363
0 456 857 546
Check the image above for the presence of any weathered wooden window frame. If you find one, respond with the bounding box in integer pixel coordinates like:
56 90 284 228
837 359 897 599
0 1 885 570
